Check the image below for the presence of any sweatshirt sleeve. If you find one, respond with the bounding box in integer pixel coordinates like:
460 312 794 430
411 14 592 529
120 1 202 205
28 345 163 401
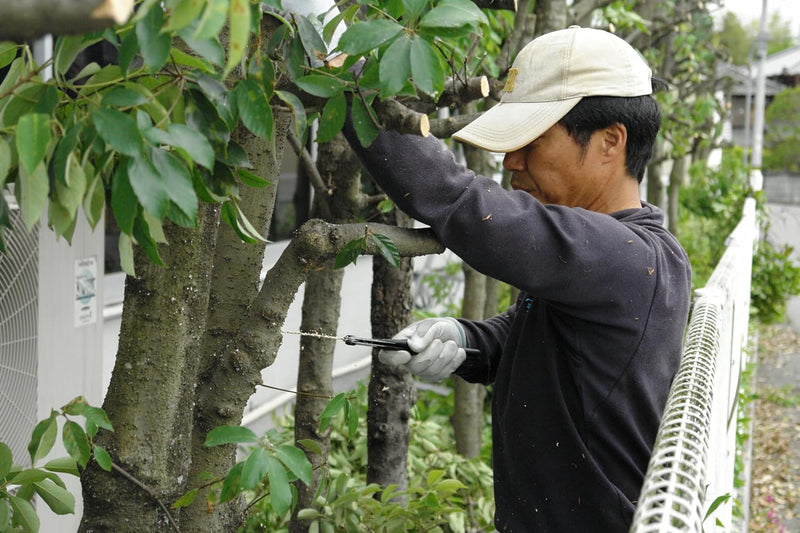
343 122 673 315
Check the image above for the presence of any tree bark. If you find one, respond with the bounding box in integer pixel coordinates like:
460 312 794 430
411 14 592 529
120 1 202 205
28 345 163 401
0 0 133 42
181 114 291 532
366 210 417 499
290 134 364 533
80 204 219 532
453 264 487 458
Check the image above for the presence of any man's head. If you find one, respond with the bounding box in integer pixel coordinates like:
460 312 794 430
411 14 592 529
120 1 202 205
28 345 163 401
453 26 661 184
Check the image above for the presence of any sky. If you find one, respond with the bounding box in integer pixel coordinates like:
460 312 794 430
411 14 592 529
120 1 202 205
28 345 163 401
711 0 800 36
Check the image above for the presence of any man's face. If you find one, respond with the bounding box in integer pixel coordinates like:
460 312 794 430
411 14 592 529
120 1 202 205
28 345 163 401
502 124 608 209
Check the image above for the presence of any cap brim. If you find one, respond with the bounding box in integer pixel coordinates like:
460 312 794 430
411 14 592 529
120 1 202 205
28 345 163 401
452 98 583 153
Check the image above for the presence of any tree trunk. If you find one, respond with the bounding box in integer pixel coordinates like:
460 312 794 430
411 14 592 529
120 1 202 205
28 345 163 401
452 264 487 458
80 204 219 532
366 210 416 498
667 155 686 236
181 115 290 532
534 0 567 36
290 134 363 533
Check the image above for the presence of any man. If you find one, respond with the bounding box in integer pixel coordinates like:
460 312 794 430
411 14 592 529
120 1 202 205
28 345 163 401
344 26 691 532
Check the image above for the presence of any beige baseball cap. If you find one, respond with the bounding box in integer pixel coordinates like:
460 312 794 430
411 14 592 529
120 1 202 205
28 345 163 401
452 26 653 153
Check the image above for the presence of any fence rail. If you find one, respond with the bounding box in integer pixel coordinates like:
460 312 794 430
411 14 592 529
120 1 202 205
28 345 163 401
631 195 758 532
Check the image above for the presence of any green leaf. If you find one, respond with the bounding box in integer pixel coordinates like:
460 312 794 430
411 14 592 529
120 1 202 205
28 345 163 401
204 425 258 447
0 442 12 478
294 74 347 98
275 445 312 486
150 147 198 221
410 36 444 97
54 35 99 76
334 237 367 269
83 169 105 229
402 0 428 22
82 407 114 434
132 212 165 265
179 24 225 66
337 20 404 56
16 113 50 175
112 162 138 235
93 108 143 157
234 79 273 140
93 445 112 472
43 457 79 477
27 412 58 465
219 201 265 243
219 461 244 503
102 87 149 108
296 439 323 457
7 467 50 486
9 495 39 532
164 0 206 32
0 41 18 70
704 493 731 520
118 233 136 277
380 36 412 98
172 488 198 509
275 90 307 141
193 0 228 40
0 498 10 531
368 233 400 268
118 30 139 76
237 169 271 188
316 92 347 144
419 0 488 31
148 124 215 171
18 163 49 231
266 455 291 515
33 478 75 515
136 4 172 71
351 95 379 148
52 121 81 186
127 156 169 219
33 85 59 115
55 154 87 219
240 447 270 490
225 0 251 76
319 393 347 432
0 137 10 187
62 421 91 469
345 400 358 439
295 14 328 63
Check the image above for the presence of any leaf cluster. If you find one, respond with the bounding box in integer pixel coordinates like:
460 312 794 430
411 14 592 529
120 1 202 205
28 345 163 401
242 383 495 533
0 397 114 533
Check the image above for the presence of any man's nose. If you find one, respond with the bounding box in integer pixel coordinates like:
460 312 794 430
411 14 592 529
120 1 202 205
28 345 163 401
503 149 526 171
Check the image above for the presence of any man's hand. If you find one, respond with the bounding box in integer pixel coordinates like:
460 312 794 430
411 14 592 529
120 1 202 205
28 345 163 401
379 318 467 382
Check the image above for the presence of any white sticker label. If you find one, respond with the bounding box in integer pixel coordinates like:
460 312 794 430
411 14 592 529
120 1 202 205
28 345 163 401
74 257 97 327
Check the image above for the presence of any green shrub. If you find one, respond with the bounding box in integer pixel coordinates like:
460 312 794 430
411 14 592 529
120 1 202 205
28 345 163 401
242 383 495 533
678 148 800 323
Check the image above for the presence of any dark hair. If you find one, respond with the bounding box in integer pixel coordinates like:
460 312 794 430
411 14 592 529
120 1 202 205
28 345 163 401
557 94 661 183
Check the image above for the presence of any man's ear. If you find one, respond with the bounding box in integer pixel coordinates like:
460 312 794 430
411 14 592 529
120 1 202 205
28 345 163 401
601 123 627 161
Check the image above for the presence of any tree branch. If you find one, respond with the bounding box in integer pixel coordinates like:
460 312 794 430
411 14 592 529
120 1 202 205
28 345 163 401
110 463 181 533
0 0 134 42
287 129 330 196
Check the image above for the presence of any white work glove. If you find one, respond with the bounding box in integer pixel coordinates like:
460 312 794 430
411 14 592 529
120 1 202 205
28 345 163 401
379 317 467 382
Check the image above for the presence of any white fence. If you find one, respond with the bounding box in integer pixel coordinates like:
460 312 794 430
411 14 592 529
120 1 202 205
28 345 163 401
630 194 758 532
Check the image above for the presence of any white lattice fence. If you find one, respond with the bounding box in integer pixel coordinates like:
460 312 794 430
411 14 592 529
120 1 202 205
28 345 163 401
631 196 757 532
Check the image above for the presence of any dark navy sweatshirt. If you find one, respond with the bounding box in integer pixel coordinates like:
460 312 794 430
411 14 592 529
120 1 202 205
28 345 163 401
344 124 692 532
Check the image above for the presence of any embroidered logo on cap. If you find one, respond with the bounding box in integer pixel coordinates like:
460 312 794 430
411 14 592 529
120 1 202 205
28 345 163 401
504 68 519 93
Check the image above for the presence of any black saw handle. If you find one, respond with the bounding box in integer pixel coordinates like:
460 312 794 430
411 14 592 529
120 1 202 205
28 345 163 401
342 335 480 356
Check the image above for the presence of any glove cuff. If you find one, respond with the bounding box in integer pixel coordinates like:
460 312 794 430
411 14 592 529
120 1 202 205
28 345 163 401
442 317 467 348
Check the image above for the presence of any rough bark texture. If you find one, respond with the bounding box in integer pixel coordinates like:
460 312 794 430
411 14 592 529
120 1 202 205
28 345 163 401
0 0 133 42
290 134 363 533
80 203 219 532
181 114 291 533
366 210 417 497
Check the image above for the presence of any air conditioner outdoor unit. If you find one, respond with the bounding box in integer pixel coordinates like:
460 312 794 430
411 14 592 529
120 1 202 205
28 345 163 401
0 192 105 532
